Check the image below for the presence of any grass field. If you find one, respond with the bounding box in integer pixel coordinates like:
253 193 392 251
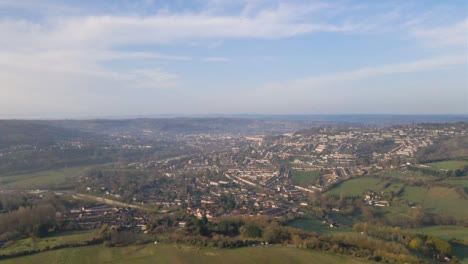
0 231 99 256
428 160 468 170
380 168 439 181
453 245 468 264
0 244 369 264
439 178 468 188
326 177 387 197
288 216 352 235
401 186 468 219
0 162 118 190
290 170 320 187
406 225 468 242
0 167 86 189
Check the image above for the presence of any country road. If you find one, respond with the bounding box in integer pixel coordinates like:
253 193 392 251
71 193 149 211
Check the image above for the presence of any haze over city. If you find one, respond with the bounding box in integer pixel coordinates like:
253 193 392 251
0 0 467 118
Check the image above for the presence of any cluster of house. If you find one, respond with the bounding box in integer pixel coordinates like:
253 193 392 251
66 205 150 232
73 123 467 231
363 192 390 207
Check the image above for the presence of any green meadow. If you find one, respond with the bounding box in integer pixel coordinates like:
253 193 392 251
427 160 468 170
0 244 369 264
0 231 99 256
439 178 468 188
407 225 468 242
290 170 320 187
401 186 468 219
0 163 116 189
0 167 85 189
325 177 387 197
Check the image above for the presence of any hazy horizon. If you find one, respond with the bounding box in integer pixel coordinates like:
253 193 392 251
1 113 468 121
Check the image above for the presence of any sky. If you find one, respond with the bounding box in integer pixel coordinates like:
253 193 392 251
0 0 467 118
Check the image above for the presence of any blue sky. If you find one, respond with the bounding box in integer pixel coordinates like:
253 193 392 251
0 0 466 118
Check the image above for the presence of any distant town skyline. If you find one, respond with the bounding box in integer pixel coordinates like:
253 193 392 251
0 0 467 117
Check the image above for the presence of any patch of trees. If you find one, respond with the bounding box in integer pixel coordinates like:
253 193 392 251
244 225 262 238
0 193 31 212
150 214 428 263
416 136 468 163
354 222 457 262
0 194 84 242
357 139 396 156
0 204 57 241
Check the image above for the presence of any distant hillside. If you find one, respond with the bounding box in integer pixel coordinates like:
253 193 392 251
0 120 87 149
44 118 311 136
416 136 468 163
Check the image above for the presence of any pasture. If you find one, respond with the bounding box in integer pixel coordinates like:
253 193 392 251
0 243 368 264
440 178 468 188
290 170 320 187
428 160 468 170
326 177 387 197
0 230 98 256
401 186 468 219
0 167 85 189
407 225 468 242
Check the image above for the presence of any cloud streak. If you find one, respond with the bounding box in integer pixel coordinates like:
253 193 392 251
259 55 467 93
411 19 468 47
1 11 358 50
202 57 231 62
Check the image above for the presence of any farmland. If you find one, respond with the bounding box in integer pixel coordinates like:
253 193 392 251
325 177 387 197
0 244 369 264
0 163 115 189
401 186 468 219
290 170 320 187
440 177 468 188
0 231 99 256
406 225 468 241
427 160 468 170
0 167 85 189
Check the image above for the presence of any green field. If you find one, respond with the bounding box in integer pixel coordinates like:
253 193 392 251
381 168 438 181
401 186 468 219
428 160 468 170
0 167 86 189
407 225 468 242
326 177 387 197
288 216 352 235
453 245 468 264
290 170 320 187
0 231 99 256
0 244 369 264
440 178 468 188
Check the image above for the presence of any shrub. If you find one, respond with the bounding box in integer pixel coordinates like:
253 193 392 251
244 225 262 238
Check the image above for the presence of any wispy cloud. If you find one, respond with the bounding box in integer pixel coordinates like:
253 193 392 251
411 19 468 47
0 2 364 52
0 1 363 94
202 57 231 62
222 54 468 114
261 54 467 92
